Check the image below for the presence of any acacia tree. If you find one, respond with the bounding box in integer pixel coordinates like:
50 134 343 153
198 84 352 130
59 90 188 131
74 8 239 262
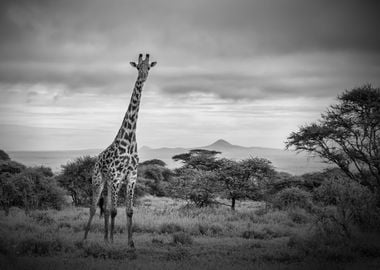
171 149 222 206
172 149 222 170
218 157 275 210
286 85 380 195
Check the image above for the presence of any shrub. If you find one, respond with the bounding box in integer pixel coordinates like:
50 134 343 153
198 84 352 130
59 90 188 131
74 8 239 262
288 208 312 224
314 176 379 232
1 167 67 212
172 232 193 245
242 226 291 240
272 187 313 210
0 150 10 161
57 156 96 206
152 237 164 244
209 223 223 235
30 212 55 225
169 169 218 208
16 236 65 256
160 222 183 234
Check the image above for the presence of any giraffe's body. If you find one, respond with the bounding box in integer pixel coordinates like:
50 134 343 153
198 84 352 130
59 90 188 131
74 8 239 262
84 54 156 247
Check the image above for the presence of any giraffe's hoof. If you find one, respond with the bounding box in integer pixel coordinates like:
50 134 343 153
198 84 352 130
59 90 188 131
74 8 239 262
128 240 135 249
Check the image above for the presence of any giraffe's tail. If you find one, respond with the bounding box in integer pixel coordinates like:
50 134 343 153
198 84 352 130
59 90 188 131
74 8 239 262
97 197 105 218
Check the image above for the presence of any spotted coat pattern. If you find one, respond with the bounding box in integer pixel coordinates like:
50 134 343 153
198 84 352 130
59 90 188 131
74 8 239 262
84 54 156 246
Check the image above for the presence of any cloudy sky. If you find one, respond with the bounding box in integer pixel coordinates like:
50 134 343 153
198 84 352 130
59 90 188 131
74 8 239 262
1 0 379 151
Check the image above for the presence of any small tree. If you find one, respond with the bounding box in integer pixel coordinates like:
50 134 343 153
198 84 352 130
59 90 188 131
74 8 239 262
170 168 218 207
286 85 380 196
57 156 97 206
138 159 172 196
170 149 222 207
314 175 378 234
218 157 275 210
0 174 19 214
0 150 10 161
1 167 66 212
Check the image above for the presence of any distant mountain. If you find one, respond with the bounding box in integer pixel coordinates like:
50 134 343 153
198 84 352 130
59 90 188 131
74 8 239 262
140 139 333 175
8 139 333 175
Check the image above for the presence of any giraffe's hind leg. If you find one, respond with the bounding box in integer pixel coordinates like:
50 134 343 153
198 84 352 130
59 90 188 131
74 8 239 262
83 170 104 240
104 180 112 242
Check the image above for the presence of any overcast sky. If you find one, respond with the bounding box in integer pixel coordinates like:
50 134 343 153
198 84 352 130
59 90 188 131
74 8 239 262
1 0 379 151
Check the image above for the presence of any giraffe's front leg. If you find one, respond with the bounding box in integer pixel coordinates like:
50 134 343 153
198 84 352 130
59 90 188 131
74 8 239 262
126 170 137 248
110 182 121 243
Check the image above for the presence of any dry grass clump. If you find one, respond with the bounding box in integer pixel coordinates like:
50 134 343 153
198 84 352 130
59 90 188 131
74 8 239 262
172 232 193 245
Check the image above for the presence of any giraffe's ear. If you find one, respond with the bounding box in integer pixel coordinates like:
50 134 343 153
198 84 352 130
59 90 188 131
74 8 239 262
150 62 157 67
130 62 137 68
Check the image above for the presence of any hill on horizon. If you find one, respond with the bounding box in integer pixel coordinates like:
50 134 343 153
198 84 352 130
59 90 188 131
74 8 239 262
8 139 333 175
139 139 332 175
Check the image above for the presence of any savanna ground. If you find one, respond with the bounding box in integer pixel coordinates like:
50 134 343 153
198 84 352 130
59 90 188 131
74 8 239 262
1 196 380 270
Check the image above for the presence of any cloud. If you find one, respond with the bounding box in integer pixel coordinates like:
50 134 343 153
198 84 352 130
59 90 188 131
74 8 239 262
1 0 380 151
0 0 379 100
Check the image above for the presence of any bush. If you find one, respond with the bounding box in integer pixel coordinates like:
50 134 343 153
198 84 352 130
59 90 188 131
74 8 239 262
0 160 26 175
314 176 379 231
0 150 10 161
288 208 312 224
170 169 218 207
241 226 291 240
30 212 55 225
172 232 193 245
16 236 66 256
56 156 96 206
160 222 183 234
80 241 134 259
272 187 313 211
1 167 67 212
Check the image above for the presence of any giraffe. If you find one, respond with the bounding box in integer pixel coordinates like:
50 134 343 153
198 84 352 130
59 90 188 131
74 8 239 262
83 53 156 247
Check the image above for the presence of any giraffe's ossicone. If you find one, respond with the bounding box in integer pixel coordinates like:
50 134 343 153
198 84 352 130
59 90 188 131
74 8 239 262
83 54 157 247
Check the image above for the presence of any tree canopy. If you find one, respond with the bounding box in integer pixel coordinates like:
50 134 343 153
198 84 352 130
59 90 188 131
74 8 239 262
286 85 380 194
172 149 221 171
56 155 97 206
218 157 275 209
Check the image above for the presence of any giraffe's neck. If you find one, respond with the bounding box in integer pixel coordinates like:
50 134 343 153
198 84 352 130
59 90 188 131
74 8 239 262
114 75 146 147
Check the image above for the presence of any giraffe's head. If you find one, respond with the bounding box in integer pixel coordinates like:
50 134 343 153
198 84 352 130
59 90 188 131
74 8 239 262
130 54 157 81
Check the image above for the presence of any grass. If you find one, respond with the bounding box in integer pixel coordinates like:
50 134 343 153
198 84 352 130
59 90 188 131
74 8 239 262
0 195 379 270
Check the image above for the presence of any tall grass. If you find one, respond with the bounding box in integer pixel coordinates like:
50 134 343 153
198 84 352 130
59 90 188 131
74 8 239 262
1 195 379 268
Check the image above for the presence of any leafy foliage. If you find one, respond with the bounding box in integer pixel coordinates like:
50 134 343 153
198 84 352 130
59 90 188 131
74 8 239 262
170 169 219 207
0 149 10 161
172 149 221 170
286 85 380 197
1 168 66 213
137 160 172 196
0 151 66 213
314 175 379 233
218 157 275 209
170 150 222 207
0 160 26 175
56 155 97 206
272 187 313 211
139 159 167 167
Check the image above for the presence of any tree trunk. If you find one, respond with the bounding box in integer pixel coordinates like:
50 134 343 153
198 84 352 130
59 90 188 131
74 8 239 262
231 197 236 211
